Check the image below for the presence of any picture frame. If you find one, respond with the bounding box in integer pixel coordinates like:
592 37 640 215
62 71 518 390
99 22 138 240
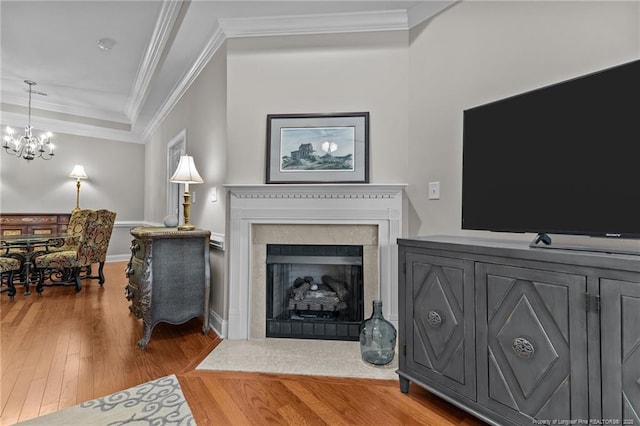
266 112 369 184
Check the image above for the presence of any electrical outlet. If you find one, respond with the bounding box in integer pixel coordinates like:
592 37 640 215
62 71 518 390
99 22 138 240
210 187 217 203
191 191 196 204
428 182 440 200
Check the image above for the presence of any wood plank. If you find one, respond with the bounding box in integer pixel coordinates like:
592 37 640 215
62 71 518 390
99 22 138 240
59 351 80 407
16 378 46 423
282 380 351 426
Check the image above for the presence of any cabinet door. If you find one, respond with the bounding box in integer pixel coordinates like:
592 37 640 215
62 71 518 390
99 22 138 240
476 263 588 424
600 277 640 425
405 253 476 400
150 237 206 325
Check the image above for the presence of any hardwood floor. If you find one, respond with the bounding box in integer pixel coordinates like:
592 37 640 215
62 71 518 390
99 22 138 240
1 261 486 425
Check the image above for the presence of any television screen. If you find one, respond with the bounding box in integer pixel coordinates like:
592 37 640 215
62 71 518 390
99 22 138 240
462 59 640 239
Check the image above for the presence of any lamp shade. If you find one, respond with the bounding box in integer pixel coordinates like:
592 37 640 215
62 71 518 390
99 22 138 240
170 155 203 184
69 164 88 180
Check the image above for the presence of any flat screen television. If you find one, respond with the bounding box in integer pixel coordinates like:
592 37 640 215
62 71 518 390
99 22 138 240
462 59 640 239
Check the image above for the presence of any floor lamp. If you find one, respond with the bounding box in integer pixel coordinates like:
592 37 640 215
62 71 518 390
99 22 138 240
69 165 88 212
170 155 203 231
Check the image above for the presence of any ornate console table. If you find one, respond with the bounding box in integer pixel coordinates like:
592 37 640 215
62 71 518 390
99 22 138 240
125 226 211 349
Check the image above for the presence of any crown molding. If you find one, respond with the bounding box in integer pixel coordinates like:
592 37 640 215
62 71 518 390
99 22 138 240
141 25 226 142
0 92 130 125
407 1 457 28
218 9 410 39
0 110 142 144
125 0 185 124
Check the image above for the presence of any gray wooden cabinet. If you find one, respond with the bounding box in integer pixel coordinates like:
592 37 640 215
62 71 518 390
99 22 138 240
401 253 476 400
125 226 211 349
397 236 640 426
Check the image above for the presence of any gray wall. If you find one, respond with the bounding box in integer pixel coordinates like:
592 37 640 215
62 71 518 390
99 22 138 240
225 31 410 185
0 132 145 259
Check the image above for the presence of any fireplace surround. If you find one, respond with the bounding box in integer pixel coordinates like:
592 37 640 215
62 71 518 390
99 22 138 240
225 184 406 340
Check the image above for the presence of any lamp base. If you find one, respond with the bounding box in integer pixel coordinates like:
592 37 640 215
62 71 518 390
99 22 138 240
177 223 196 231
179 191 196 231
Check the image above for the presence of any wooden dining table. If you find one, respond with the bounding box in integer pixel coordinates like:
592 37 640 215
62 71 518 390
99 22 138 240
1 233 68 296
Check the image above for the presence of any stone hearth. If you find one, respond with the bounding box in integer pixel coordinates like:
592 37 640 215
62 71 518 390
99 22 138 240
224 184 406 340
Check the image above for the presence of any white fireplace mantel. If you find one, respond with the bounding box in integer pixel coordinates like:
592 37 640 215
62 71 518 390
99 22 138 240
224 183 407 340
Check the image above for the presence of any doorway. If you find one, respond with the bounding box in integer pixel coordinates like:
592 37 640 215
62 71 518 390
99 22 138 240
167 129 186 224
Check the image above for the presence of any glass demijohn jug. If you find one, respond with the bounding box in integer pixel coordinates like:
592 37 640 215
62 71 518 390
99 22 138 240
359 299 397 365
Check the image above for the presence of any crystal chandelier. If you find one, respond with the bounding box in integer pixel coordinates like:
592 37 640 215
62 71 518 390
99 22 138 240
3 80 55 161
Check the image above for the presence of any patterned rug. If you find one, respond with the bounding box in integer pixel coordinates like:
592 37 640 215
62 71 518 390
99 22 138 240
14 374 194 426
196 338 398 380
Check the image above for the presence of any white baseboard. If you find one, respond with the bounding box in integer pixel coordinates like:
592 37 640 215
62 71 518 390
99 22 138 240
208 309 227 339
106 254 130 263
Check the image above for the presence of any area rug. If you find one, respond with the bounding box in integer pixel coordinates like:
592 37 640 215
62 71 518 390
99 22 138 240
196 338 398 380
14 374 194 426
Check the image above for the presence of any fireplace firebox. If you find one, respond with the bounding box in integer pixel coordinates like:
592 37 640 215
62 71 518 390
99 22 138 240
266 244 364 340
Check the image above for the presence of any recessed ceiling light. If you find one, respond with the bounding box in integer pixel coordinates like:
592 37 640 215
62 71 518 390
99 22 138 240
97 38 116 52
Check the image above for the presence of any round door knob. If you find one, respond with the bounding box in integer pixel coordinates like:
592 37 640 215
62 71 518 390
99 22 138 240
512 337 535 359
426 311 442 327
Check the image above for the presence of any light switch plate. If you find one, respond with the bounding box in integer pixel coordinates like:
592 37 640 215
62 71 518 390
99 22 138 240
428 182 440 200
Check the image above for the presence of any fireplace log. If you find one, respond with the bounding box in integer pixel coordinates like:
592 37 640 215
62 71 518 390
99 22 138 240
288 281 346 311
322 275 349 301
292 282 311 300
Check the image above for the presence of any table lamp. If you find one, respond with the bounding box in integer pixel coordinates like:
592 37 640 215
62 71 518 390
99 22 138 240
68 165 88 212
170 155 203 231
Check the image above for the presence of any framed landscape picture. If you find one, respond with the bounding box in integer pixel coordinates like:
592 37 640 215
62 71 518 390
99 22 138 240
266 112 369 184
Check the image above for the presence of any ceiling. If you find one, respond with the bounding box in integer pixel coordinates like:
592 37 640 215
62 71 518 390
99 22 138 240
0 1 453 144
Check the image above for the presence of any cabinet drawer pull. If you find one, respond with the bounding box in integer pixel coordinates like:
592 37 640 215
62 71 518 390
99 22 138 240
512 337 535 358
426 311 442 327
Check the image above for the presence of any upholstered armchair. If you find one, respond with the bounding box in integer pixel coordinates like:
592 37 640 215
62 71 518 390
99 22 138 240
81 209 116 284
50 208 93 252
34 209 116 293
1 254 22 299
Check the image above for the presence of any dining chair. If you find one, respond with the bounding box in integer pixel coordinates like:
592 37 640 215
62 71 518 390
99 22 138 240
80 209 117 285
34 209 116 292
49 208 93 252
0 254 22 299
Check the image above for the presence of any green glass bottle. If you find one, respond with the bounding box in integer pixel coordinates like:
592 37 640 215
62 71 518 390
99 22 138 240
359 299 397 365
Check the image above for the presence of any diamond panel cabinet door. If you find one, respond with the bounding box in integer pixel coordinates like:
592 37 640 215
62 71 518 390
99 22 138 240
476 263 589 425
404 253 476 401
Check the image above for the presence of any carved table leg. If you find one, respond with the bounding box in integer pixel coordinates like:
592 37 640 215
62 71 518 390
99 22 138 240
138 321 152 349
